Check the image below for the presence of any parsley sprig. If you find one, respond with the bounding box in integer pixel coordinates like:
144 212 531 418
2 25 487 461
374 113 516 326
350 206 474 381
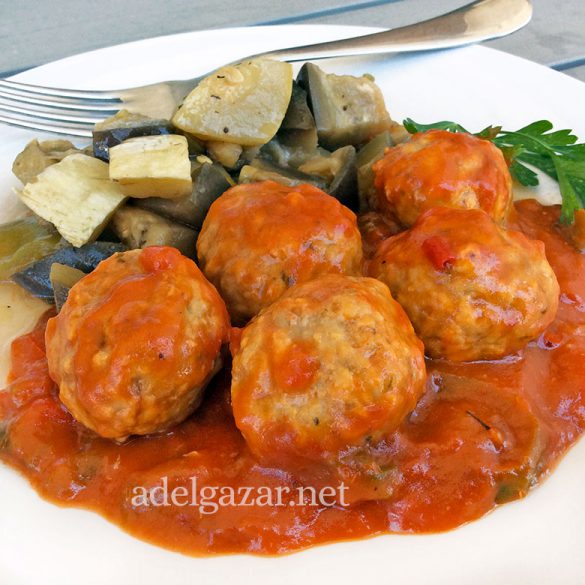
403 118 585 223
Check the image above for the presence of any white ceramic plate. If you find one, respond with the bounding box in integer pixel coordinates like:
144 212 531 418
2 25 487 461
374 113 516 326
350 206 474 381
1 25 585 585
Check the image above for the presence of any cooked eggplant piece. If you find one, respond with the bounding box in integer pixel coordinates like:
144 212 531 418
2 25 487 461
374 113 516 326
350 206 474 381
12 139 91 184
387 122 410 145
135 160 233 229
111 206 197 257
239 158 328 191
20 154 127 248
182 133 206 157
172 59 293 146
259 136 316 168
12 242 125 301
0 217 63 280
327 147 357 208
299 146 355 183
50 263 85 311
299 146 358 209
206 141 243 169
278 129 319 162
356 131 395 211
280 82 315 132
92 110 174 161
260 130 320 169
260 82 319 168
0 282 51 383
109 134 192 199
356 131 394 168
238 146 262 167
297 63 392 150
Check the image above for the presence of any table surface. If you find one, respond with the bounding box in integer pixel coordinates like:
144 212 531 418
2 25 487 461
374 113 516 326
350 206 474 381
1 0 584 81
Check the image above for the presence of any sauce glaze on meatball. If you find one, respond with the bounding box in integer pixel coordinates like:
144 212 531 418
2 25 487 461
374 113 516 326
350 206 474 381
231 274 426 499
46 247 230 441
369 207 560 361
197 181 363 324
373 130 513 227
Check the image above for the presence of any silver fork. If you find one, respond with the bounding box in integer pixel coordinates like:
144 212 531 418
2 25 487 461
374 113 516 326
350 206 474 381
0 0 532 138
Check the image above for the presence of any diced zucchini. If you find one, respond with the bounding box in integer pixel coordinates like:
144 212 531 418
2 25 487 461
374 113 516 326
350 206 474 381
109 134 192 199
298 63 392 150
111 206 197 257
356 131 395 211
92 110 175 161
135 160 233 229
11 242 125 302
239 159 328 191
0 217 63 280
20 154 127 248
12 139 90 184
50 263 85 311
172 59 293 146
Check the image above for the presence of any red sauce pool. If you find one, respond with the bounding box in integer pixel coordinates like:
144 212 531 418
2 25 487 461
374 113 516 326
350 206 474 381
1 199 585 556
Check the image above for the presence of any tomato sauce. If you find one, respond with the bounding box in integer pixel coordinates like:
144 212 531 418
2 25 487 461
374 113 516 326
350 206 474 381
1 199 585 556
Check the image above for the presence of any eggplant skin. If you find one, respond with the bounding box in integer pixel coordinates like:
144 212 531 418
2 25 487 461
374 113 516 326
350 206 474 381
327 146 358 211
11 242 126 302
135 162 233 229
239 158 328 191
50 263 86 312
280 82 315 131
93 122 174 162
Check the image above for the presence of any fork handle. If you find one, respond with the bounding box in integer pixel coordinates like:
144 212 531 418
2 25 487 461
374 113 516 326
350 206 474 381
256 0 532 62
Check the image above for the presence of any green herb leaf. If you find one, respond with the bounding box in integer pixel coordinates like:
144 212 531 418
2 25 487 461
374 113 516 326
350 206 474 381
402 117 585 223
403 118 469 135
510 161 539 187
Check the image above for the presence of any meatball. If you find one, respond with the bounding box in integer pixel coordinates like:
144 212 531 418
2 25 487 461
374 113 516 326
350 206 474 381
372 129 513 227
231 275 426 499
45 247 230 440
197 181 363 324
369 207 560 361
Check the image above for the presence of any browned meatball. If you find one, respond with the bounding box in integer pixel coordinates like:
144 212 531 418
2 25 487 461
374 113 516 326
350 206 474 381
372 130 513 227
197 181 363 324
45 247 230 441
369 207 560 361
231 274 426 500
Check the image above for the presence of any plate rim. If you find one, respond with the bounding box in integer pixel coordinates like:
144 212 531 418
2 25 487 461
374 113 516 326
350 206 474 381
1 22 585 585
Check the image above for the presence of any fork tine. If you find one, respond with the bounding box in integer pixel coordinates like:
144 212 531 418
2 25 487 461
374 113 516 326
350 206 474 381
0 87 121 112
0 99 106 125
0 111 93 137
0 79 121 101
